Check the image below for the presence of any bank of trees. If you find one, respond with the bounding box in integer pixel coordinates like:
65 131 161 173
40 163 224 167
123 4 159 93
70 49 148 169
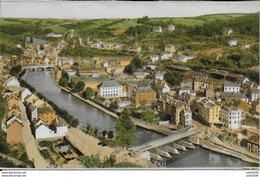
164 71 184 86
124 56 143 75
115 109 135 147
82 87 93 99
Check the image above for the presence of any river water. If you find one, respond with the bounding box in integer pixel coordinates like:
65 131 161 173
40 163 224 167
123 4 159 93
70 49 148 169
22 70 257 168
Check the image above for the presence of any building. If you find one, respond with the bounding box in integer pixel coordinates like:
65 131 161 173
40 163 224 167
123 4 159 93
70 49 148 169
181 109 192 126
247 135 259 154
117 100 132 108
167 24 175 31
153 26 162 32
99 80 125 98
164 100 186 126
133 72 148 80
132 86 156 107
222 92 248 103
161 52 173 60
205 87 215 99
229 39 237 46
21 88 32 102
192 98 221 126
5 77 20 87
38 106 55 125
150 54 160 63
224 81 240 93
155 71 165 81
7 97 19 111
84 79 103 91
220 107 242 129
179 87 190 96
31 107 38 121
250 88 259 102
6 115 23 144
178 55 195 62
164 44 176 53
162 83 170 93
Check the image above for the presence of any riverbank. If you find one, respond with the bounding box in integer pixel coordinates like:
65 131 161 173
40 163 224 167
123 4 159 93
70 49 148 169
188 135 259 166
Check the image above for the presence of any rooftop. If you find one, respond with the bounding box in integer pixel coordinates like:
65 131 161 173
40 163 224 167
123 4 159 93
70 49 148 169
224 81 240 87
100 80 122 88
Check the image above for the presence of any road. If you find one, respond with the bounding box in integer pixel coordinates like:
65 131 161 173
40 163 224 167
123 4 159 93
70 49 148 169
19 102 49 168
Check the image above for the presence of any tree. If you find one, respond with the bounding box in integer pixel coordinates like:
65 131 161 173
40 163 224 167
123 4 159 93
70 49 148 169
109 101 118 111
83 87 93 99
9 64 22 76
115 109 135 147
124 63 135 75
131 56 143 69
59 77 68 87
107 131 114 139
73 62 79 67
61 70 69 80
79 155 103 168
102 130 107 138
74 81 85 92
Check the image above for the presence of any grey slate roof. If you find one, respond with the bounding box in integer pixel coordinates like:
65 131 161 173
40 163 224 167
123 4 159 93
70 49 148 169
100 80 121 88
224 81 240 87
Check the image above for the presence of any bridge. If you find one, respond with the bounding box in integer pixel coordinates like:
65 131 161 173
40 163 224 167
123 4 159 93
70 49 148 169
22 64 54 70
130 127 198 153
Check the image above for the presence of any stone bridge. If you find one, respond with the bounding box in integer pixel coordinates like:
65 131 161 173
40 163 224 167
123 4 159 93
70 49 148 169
130 127 198 153
22 64 54 70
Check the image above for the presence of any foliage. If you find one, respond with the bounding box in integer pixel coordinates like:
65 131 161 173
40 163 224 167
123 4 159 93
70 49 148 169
115 109 135 147
39 141 53 147
83 87 93 99
164 71 183 86
74 81 85 92
73 62 79 67
79 155 103 168
59 77 68 87
0 156 16 167
114 162 141 168
107 131 114 139
59 45 134 57
124 56 143 75
109 101 119 111
124 25 151 38
61 70 69 80
132 111 158 123
9 64 22 76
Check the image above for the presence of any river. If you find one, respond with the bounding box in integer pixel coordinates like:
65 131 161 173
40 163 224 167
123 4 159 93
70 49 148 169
22 70 257 168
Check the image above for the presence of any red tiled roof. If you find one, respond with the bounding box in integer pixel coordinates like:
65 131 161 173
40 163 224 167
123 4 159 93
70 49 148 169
248 135 259 145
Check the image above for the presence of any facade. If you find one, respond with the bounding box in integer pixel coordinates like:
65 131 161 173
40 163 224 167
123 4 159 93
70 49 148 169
150 54 160 63
153 26 162 32
132 86 156 107
99 80 125 98
178 55 195 62
38 106 55 125
181 109 192 126
6 116 23 144
179 87 190 96
155 71 165 81
21 88 32 102
193 98 221 126
164 101 186 126
224 81 240 93
229 39 237 46
5 76 20 87
247 136 259 154
161 53 173 59
167 24 175 31
220 107 242 129
250 88 259 102
162 83 170 93
31 107 38 121
164 44 176 53
205 87 215 98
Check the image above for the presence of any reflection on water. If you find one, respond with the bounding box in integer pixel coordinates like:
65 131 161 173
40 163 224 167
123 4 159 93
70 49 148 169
23 70 257 168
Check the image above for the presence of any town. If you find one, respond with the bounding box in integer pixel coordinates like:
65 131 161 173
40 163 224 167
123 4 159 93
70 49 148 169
0 13 259 168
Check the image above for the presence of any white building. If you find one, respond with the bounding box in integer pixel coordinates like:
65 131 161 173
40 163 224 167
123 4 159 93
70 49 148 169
224 81 240 93
155 71 165 81
31 107 38 121
250 88 259 102
150 54 160 63
99 80 126 98
21 88 32 102
229 39 237 46
183 109 192 126
162 83 170 93
161 52 173 59
179 87 191 96
220 107 242 129
5 77 20 87
34 118 68 140
47 33 62 38
178 55 195 62
168 24 175 31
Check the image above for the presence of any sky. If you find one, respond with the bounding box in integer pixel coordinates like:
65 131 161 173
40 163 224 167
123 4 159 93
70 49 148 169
0 1 259 19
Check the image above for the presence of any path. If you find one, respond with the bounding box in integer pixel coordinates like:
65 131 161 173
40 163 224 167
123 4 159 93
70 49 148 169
131 117 174 135
19 102 49 168
67 127 114 162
